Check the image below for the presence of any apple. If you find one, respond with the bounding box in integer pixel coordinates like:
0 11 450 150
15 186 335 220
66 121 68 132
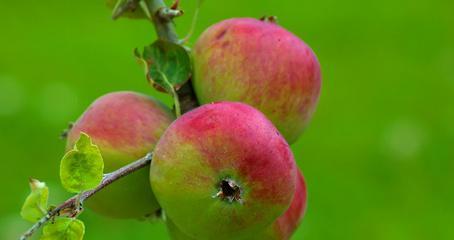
66 91 174 218
166 218 195 240
259 170 307 239
150 102 297 239
193 18 321 144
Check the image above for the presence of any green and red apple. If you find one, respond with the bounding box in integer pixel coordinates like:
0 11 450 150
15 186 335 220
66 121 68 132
66 91 174 218
165 170 307 240
193 18 321 144
150 102 297 239
259 170 307 240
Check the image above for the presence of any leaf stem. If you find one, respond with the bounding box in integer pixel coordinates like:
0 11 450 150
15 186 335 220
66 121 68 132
180 0 203 44
158 70 181 117
172 88 181 117
19 153 153 240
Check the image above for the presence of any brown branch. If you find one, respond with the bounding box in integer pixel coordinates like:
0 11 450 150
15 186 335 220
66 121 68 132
176 79 199 113
20 1 200 238
19 153 153 240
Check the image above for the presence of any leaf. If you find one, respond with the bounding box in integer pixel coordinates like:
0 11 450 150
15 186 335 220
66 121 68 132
41 217 85 240
135 40 192 93
60 132 104 193
20 179 49 222
108 0 151 20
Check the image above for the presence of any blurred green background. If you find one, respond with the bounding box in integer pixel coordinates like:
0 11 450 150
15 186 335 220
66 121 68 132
1 0 453 239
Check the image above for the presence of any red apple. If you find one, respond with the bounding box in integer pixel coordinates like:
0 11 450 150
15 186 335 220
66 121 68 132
66 91 174 218
193 18 321 144
150 102 297 239
261 170 308 239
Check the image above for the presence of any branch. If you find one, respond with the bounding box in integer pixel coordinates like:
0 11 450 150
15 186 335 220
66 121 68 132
20 1 200 238
157 7 184 21
19 153 153 240
147 0 199 113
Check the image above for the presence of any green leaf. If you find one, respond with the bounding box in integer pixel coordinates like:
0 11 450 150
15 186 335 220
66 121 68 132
41 217 85 240
60 132 104 193
135 40 192 93
108 0 150 20
20 179 49 222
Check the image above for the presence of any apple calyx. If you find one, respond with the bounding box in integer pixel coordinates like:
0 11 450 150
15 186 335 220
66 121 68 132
214 179 243 204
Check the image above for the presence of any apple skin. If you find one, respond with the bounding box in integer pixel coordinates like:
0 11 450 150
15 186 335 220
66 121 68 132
259 170 308 240
192 18 321 144
150 102 297 240
66 91 174 219
165 170 307 240
166 218 195 240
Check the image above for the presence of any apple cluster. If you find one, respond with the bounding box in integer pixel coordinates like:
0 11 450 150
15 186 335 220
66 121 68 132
66 18 320 240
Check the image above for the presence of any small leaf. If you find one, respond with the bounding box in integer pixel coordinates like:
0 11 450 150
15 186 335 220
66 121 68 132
20 179 49 222
136 40 192 93
41 217 85 240
60 133 104 193
108 0 149 20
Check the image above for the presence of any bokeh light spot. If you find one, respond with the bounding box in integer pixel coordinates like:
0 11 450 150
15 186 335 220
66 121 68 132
382 119 427 160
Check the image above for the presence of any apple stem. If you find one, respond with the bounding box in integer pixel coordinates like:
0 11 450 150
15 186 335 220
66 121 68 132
180 0 203 44
19 153 153 240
